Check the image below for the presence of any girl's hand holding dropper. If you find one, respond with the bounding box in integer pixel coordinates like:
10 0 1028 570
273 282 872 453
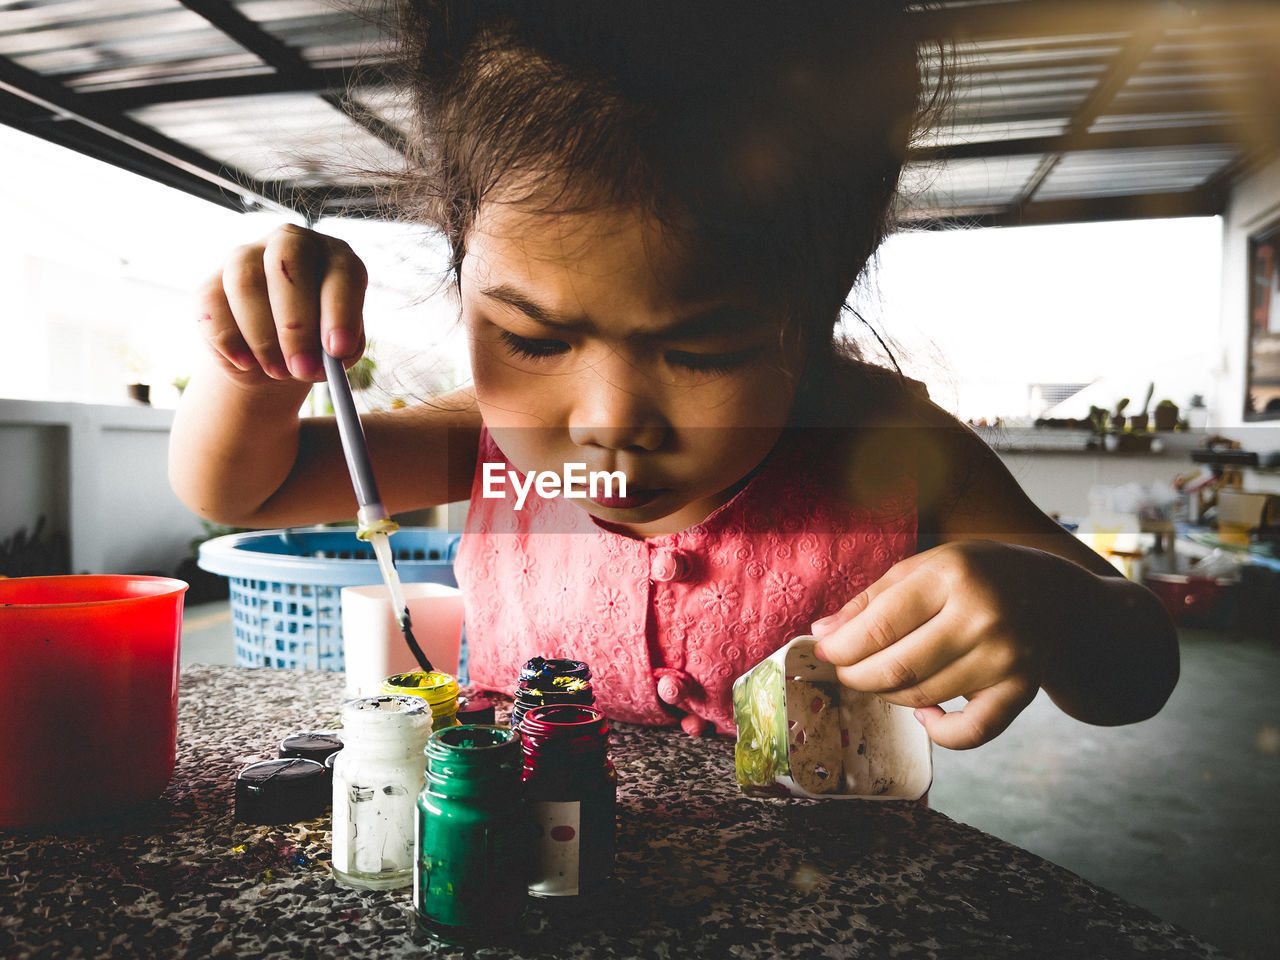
196 223 368 386
173 223 394 531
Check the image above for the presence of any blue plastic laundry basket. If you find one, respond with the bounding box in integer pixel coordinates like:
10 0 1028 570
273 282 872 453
198 526 461 672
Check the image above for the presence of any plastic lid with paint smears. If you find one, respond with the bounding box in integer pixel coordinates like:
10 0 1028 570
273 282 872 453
278 731 344 764
234 758 328 824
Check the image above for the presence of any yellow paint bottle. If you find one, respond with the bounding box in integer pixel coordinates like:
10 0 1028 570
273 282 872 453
381 671 461 730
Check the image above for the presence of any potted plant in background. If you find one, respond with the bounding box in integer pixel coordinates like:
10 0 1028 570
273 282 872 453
1096 395 1154 452
1088 405 1113 450
1154 398 1179 431
1119 389 1154 451
1129 382 1155 432
119 346 153 404
1111 397 1129 435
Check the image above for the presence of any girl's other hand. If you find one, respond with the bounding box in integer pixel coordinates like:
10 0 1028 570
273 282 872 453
196 223 368 384
810 540 1099 750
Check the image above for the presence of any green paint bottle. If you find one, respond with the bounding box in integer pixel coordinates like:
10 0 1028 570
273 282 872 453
414 724 528 941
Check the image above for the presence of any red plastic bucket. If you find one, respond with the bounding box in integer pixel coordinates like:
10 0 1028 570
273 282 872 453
0 575 187 827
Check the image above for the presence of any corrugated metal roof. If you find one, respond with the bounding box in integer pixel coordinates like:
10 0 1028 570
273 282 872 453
1 0 1277 225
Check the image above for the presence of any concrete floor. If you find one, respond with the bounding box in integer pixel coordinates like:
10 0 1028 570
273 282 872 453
182 603 1277 959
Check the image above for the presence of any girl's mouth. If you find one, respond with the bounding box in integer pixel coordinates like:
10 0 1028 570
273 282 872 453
589 488 664 510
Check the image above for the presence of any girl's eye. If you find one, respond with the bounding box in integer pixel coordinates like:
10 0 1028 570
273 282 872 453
665 347 760 373
498 329 570 360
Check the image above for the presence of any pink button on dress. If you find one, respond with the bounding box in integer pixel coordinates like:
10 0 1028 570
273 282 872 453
455 426 917 735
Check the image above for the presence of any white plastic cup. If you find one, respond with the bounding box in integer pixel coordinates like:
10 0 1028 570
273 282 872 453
341 583 465 696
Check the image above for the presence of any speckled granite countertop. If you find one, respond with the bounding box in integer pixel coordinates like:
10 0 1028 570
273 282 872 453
1 665 1223 959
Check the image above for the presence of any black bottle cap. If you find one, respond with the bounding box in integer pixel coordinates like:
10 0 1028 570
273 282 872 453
456 695 497 725
278 731 344 764
234 758 329 824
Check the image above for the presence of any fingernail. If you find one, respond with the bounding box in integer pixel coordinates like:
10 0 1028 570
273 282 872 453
266 361 292 380
811 614 836 634
811 643 829 662
326 331 351 357
289 353 322 380
229 351 256 371
913 709 927 725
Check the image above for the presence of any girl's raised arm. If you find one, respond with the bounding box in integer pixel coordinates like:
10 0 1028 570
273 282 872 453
169 224 480 529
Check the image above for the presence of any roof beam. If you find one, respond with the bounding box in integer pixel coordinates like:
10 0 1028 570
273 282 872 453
899 186 1226 231
79 65 384 111
174 1 316 86
175 0 405 155
1 109 243 214
0 51 295 216
916 1 1280 222
915 122 1247 163
295 183 387 219
913 0 1228 44
1009 24 1168 209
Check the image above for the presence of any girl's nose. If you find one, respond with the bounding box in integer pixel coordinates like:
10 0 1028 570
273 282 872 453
567 357 667 452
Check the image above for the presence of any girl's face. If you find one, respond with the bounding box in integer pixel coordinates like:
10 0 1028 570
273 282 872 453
460 201 806 537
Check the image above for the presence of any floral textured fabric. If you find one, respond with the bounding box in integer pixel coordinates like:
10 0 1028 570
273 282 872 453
455 426 917 736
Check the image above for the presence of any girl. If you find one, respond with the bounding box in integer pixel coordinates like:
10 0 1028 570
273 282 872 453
170 0 1178 747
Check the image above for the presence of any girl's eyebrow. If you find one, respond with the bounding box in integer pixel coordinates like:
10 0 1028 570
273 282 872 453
479 283 773 339
481 284 577 328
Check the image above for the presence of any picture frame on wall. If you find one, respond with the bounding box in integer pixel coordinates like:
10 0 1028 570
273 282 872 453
1246 218 1280 420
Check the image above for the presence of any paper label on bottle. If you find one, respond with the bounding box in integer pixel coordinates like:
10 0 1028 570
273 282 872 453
529 800 581 896
334 780 413 876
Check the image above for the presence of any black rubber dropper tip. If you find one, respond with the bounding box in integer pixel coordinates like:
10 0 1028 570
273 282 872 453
400 610 434 674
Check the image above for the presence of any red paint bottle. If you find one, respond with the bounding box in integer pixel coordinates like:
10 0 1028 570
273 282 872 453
520 704 616 898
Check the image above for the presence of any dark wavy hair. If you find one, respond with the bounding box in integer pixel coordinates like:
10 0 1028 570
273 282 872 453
387 0 944 369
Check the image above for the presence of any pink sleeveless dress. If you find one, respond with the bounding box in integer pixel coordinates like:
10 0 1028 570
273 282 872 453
455 426 917 736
